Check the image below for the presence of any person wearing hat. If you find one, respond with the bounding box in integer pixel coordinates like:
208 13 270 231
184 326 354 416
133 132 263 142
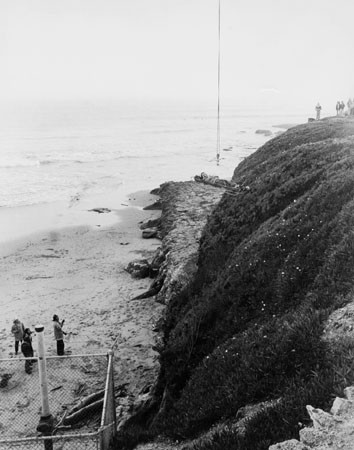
53 314 67 356
11 318 25 355
21 328 34 374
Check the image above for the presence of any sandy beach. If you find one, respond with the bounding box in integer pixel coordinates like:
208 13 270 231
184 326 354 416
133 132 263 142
0 190 165 437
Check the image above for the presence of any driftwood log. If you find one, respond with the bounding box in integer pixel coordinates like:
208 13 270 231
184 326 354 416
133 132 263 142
70 389 105 414
62 384 128 426
63 390 105 425
63 398 104 425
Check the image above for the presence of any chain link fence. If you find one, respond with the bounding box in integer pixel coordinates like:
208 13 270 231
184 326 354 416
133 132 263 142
0 351 116 450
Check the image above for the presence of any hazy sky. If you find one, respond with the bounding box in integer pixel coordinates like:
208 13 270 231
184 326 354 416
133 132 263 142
1 0 354 110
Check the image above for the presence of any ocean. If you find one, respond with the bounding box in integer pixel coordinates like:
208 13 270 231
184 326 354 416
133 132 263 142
0 99 308 244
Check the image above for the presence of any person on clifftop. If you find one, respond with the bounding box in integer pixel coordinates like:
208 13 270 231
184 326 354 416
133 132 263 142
336 101 340 116
53 314 67 356
340 101 345 115
315 103 322 120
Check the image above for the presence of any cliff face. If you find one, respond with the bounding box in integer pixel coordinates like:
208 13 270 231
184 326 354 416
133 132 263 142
152 181 225 307
120 117 354 450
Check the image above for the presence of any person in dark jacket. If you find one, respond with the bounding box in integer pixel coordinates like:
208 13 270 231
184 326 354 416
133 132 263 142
21 328 34 374
53 314 67 356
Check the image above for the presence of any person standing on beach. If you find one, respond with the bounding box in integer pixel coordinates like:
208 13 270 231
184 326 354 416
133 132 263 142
11 318 25 355
315 103 322 120
53 314 67 356
21 328 34 374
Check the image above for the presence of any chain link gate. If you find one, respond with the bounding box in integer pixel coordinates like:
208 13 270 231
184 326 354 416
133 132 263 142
0 349 116 450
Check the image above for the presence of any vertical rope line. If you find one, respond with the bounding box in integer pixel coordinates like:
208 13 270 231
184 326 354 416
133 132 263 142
216 0 221 166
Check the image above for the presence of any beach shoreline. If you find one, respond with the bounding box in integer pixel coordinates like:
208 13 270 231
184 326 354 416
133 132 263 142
0 188 165 437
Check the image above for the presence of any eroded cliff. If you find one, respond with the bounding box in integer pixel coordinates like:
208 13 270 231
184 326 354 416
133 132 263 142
118 117 354 450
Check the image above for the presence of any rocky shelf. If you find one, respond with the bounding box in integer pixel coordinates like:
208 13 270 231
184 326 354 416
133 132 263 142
134 180 225 306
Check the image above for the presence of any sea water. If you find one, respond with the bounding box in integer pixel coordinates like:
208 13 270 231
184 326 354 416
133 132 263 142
0 99 308 245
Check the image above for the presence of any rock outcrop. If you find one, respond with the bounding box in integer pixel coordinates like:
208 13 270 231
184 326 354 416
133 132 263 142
269 387 354 449
139 181 225 305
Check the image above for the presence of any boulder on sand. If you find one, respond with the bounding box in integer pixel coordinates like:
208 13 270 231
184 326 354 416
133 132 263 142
125 259 151 279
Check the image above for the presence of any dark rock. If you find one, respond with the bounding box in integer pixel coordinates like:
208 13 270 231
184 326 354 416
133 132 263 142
89 207 111 214
142 228 158 239
152 317 165 332
131 278 164 300
150 247 166 277
150 187 162 195
0 373 12 388
255 129 272 136
143 200 162 210
117 391 158 432
125 259 150 279
140 218 161 230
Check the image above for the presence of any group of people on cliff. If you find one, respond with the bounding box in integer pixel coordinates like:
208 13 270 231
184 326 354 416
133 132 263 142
335 99 354 116
335 100 346 116
10 314 67 374
345 98 354 116
315 98 354 121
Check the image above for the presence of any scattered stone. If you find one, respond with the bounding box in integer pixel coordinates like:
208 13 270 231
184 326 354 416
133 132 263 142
299 427 325 447
143 200 162 210
142 228 158 239
89 208 111 214
150 247 166 278
269 439 309 450
194 172 235 189
25 276 54 280
331 397 353 416
131 279 164 300
125 260 151 279
140 218 161 230
255 129 272 136
0 373 12 388
344 386 354 401
152 317 164 332
150 187 161 196
306 405 339 429
270 389 354 449
194 172 250 191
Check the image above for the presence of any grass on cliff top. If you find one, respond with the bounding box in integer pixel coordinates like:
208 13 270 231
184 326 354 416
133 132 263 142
118 118 354 450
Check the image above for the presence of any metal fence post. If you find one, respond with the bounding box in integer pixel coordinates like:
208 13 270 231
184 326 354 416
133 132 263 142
35 325 54 450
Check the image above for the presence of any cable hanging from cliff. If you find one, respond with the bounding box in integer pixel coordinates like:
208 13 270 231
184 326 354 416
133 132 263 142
216 0 221 166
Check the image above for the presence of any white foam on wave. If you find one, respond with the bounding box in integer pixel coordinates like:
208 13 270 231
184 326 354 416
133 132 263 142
0 159 40 168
